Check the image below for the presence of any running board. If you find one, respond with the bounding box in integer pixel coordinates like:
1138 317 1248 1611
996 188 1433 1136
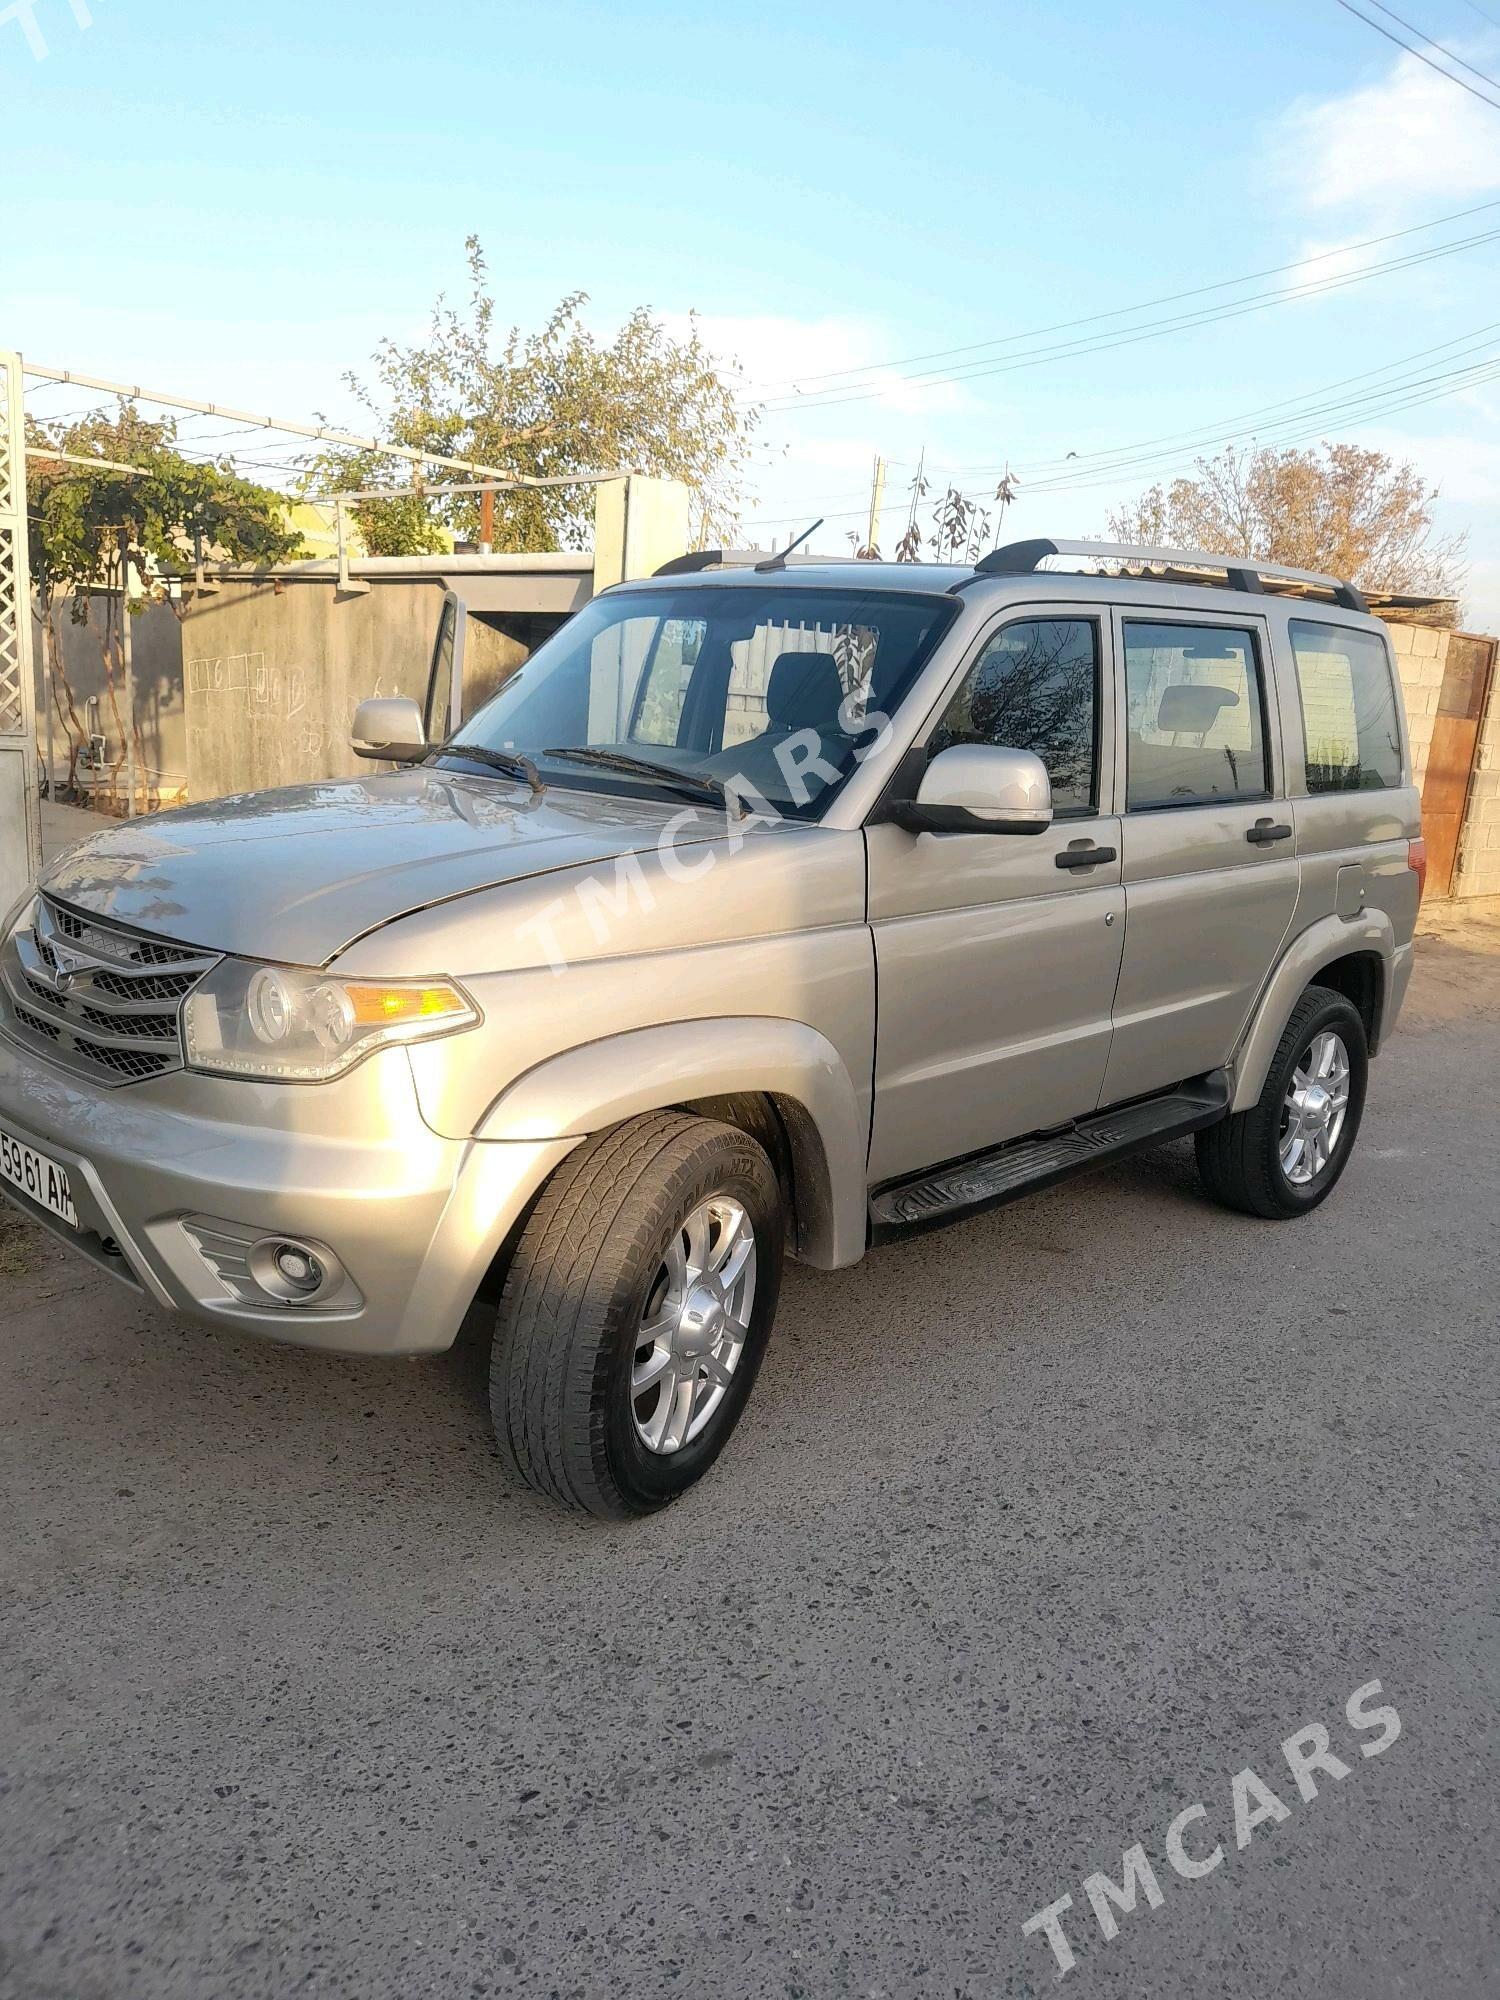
868 1071 1231 1243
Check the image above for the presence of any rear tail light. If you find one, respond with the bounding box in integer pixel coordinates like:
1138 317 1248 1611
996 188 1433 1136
1408 836 1427 906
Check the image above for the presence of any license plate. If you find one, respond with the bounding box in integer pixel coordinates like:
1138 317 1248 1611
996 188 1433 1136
0 1125 78 1229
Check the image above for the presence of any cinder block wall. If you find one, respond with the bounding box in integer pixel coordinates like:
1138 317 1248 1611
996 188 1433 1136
1386 622 1446 793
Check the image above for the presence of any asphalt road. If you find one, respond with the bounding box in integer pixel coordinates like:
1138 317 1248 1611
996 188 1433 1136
2 909 1497 2000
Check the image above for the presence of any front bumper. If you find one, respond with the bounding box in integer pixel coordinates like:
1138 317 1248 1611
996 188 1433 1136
0 1034 575 1355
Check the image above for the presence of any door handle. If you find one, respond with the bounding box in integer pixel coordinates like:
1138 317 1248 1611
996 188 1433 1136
1055 842 1117 870
1246 818 1293 845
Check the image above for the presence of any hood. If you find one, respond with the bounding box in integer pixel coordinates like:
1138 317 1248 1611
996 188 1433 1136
41 769 722 965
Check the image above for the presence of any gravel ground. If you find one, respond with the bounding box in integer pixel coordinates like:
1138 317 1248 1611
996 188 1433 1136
1 907 1497 2000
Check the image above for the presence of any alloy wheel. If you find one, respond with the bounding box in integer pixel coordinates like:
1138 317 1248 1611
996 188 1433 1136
631 1195 758 1454
1279 1029 1352 1186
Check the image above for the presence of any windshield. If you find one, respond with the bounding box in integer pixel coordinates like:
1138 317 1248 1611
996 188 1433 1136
439 584 957 819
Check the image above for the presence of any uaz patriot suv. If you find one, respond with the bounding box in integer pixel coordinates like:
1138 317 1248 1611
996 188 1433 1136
0 538 1423 1516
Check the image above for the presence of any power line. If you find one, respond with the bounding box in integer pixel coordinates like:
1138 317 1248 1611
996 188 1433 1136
924 319 1500 479
1332 0 1500 108
995 330 1500 485
763 228 1500 409
1360 0 1500 88
744 195 1500 395
1020 356 1500 495
758 226 1500 412
1456 0 1500 27
1368 0 1500 87
742 345 1500 529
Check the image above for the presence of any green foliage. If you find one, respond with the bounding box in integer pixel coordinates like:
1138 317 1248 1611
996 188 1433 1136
27 404 304 615
306 237 758 555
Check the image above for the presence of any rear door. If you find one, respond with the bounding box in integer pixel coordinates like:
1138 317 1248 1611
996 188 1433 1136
1283 614 1421 939
1098 608 1299 1107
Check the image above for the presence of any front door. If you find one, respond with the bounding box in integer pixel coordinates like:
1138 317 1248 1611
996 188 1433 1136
1099 611 1299 1107
868 610 1125 1185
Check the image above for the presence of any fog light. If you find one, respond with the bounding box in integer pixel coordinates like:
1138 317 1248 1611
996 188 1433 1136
248 1234 343 1305
273 1244 323 1293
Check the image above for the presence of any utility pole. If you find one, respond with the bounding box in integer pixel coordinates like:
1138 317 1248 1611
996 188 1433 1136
479 484 495 554
865 455 887 556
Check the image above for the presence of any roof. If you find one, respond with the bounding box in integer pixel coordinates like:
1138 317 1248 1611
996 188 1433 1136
634 537 1455 622
615 558 975 596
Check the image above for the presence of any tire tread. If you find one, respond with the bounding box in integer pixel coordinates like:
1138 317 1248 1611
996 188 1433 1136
492 1112 775 1517
1197 983 1366 1219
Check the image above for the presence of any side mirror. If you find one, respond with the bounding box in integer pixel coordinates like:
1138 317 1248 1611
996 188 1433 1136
351 696 427 764
890 743 1053 836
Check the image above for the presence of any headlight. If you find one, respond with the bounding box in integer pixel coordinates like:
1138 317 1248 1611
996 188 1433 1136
183 959 479 1082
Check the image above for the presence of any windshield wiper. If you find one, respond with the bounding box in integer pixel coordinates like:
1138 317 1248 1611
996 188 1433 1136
436 743 545 794
542 746 739 816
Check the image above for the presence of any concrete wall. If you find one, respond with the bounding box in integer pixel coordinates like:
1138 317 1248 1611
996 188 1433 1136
592 476 691 588
179 576 523 801
32 592 187 804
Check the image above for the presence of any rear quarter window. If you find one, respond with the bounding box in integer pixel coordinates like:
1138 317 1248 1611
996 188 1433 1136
1288 620 1403 793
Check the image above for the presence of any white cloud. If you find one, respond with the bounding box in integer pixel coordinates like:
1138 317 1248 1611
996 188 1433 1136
1274 48 1500 219
663 309 973 418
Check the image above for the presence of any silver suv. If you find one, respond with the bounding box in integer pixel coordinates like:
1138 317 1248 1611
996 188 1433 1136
0 538 1423 1517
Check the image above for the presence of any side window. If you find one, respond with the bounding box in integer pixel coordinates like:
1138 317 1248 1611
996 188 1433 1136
929 617 1099 814
630 618 706 746
1288 620 1402 793
1123 621 1268 810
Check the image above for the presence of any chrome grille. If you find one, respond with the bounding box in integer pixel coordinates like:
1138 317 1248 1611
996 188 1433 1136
0 895 221 1087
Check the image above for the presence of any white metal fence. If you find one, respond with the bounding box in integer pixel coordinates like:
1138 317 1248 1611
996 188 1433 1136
0 350 41 912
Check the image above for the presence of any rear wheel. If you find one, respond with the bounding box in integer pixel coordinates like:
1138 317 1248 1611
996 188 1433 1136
1196 985 1368 1219
490 1111 784 1518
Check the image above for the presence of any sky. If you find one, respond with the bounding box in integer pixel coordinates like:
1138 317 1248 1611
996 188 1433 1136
4 0 1499 625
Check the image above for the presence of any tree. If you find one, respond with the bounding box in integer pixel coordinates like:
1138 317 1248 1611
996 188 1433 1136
1107 442 1464 601
884 457 1018 565
28 405 301 803
307 238 758 555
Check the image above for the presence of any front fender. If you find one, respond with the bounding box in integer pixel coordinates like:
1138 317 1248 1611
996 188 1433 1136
1231 911 1395 1112
475 1017 869 1269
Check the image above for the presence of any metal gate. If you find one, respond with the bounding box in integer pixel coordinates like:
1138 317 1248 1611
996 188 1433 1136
0 350 41 913
1421 632 1498 900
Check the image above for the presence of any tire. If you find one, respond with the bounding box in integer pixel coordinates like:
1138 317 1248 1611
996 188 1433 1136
490 1112 784 1519
1196 984 1369 1220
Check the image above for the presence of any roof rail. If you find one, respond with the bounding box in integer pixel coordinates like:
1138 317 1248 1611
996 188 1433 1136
974 537 1369 613
652 549 726 577
650 545 831 578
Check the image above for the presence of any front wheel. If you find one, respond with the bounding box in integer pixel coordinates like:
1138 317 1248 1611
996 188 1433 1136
1196 985 1369 1219
490 1112 784 1518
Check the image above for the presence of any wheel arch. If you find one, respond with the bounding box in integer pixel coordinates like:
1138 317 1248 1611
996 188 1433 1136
1231 912 1394 1113
474 1018 869 1269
